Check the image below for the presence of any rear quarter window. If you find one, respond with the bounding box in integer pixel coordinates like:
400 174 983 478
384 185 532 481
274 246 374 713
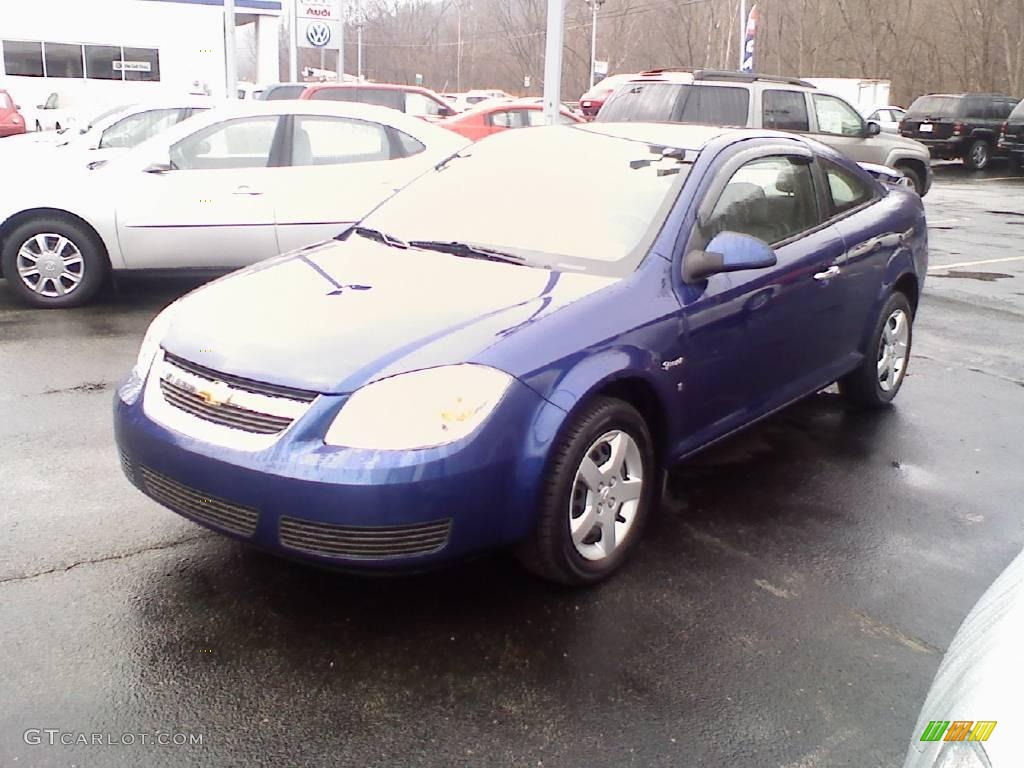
599 82 749 126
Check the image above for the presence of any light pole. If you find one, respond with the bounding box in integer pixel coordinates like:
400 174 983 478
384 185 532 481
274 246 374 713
542 0 565 124
355 0 364 80
738 0 746 70
224 0 238 98
587 0 605 90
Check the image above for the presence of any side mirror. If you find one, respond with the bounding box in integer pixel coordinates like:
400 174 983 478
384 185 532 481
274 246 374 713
683 231 777 283
142 161 173 174
866 121 881 137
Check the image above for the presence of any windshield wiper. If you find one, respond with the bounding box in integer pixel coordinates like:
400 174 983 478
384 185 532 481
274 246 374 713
408 240 526 265
351 226 409 249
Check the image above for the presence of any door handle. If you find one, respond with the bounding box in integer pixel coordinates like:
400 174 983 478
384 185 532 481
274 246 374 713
813 266 841 281
233 186 263 196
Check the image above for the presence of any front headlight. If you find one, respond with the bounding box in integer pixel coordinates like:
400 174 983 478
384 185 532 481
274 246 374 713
324 364 513 450
132 305 176 380
933 741 992 768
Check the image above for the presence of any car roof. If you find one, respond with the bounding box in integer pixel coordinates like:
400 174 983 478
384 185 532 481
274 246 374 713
579 121 735 149
303 82 439 96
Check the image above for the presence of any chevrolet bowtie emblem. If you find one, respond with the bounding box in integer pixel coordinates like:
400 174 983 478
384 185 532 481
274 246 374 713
196 380 231 406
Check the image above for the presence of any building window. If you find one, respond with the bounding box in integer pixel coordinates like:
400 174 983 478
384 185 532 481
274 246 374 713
3 40 44 77
44 42 85 78
120 47 160 82
85 44 122 80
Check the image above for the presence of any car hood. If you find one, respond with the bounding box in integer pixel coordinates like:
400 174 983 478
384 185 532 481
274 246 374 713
160 239 616 394
875 131 931 158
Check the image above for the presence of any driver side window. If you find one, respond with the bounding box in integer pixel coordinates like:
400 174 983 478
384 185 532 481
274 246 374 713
169 116 279 170
812 94 864 136
704 156 819 246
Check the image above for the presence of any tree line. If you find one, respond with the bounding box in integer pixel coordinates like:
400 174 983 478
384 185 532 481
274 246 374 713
283 0 1024 105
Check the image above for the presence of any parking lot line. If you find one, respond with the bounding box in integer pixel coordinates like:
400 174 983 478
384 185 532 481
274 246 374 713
928 255 1024 272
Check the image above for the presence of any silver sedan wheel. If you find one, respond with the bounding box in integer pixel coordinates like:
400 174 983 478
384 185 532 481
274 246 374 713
16 233 85 298
569 429 645 562
878 308 910 392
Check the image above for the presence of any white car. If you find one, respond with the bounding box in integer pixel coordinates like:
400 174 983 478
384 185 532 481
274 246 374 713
454 90 511 112
21 91 77 133
0 100 470 308
865 105 907 134
0 98 213 167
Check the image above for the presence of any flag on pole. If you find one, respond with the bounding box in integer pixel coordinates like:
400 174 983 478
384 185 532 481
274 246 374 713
741 4 759 73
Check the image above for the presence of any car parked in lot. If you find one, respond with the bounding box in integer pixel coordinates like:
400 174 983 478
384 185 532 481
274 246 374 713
0 89 26 137
0 98 212 167
579 73 638 118
453 89 512 112
598 69 933 195
114 122 927 585
258 82 308 101
998 99 1024 169
903 547 1023 768
0 101 469 308
439 97 583 141
864 105 906 134
900 93 1020 170
298 83 456 120
22 90 75 132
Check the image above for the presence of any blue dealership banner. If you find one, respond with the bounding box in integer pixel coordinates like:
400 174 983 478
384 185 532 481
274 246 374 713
741 4 759 73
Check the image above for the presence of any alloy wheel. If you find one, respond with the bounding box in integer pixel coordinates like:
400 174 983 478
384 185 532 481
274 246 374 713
971 142 989 168
16 233 85 298
568 429 645 561
877 308 910 392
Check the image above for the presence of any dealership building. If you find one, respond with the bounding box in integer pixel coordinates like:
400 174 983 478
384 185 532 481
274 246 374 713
0 0 282 114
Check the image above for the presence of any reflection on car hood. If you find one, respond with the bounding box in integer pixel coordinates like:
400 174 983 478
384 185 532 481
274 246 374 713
160 239 616 393
903 548 1024 767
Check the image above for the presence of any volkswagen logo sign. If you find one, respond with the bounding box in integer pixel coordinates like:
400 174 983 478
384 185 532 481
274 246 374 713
306 21 332 47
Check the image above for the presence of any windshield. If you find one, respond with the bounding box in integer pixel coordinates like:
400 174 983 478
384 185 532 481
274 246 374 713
359 127 688 275
0 93 10 110
599 83 750 126
906 96 962 118
262 84 306 100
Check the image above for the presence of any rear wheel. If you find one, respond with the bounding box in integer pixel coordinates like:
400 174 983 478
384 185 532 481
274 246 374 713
964 139 991 170
517 397 656 586
839 292 913 408
0 216 108 308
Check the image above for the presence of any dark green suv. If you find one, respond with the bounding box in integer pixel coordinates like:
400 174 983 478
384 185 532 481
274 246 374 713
900 93 1020 170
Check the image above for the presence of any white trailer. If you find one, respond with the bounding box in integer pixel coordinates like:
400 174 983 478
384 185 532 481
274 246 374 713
803 78 893 116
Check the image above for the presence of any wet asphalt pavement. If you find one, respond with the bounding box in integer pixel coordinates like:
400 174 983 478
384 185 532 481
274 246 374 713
1 164 1023 767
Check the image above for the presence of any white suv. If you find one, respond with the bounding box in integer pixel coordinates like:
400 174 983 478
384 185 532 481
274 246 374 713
598 69 932 195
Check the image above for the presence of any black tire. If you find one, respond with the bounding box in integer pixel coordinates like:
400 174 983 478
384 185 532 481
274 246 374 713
839 292 914 409
516 397 657 586
895 164 924 196
0 216 108 308
34 120 41 132
963 138 991 170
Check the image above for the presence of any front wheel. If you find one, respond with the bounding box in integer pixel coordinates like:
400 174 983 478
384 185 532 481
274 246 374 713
839 292 913 408
0 216 108 308
964 139 991 170
895 164 924 196
517 397 656 586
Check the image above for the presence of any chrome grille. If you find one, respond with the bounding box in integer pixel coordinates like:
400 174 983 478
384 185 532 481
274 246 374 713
118 449 137 485
163 352 317 402
159 378 293 434
279 517 451 559
157 353 315 436
140 466 259 536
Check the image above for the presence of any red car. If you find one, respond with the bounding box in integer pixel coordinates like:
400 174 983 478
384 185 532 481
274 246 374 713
298 83 456 121
439 98 584 141
579 73 638 119
0 89 26 137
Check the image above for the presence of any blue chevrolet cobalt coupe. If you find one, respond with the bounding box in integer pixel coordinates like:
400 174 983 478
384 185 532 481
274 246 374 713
115 123 927 585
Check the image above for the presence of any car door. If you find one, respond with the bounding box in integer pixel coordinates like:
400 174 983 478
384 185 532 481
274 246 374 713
115 115 283 269
273 114 433 252
809 92 877 163
678 149 847 440
815 157 901 355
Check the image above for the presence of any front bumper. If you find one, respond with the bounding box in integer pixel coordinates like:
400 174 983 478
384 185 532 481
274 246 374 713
113 363 555 571
0 123 26 137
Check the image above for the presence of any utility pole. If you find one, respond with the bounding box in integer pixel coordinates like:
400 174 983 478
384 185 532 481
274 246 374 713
738 0 746 71
355 0 364 80
587 0 605 90
289 0 298 82
456 1 463 91
224 0 238 97
542 0 565 125
336 0 345 82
